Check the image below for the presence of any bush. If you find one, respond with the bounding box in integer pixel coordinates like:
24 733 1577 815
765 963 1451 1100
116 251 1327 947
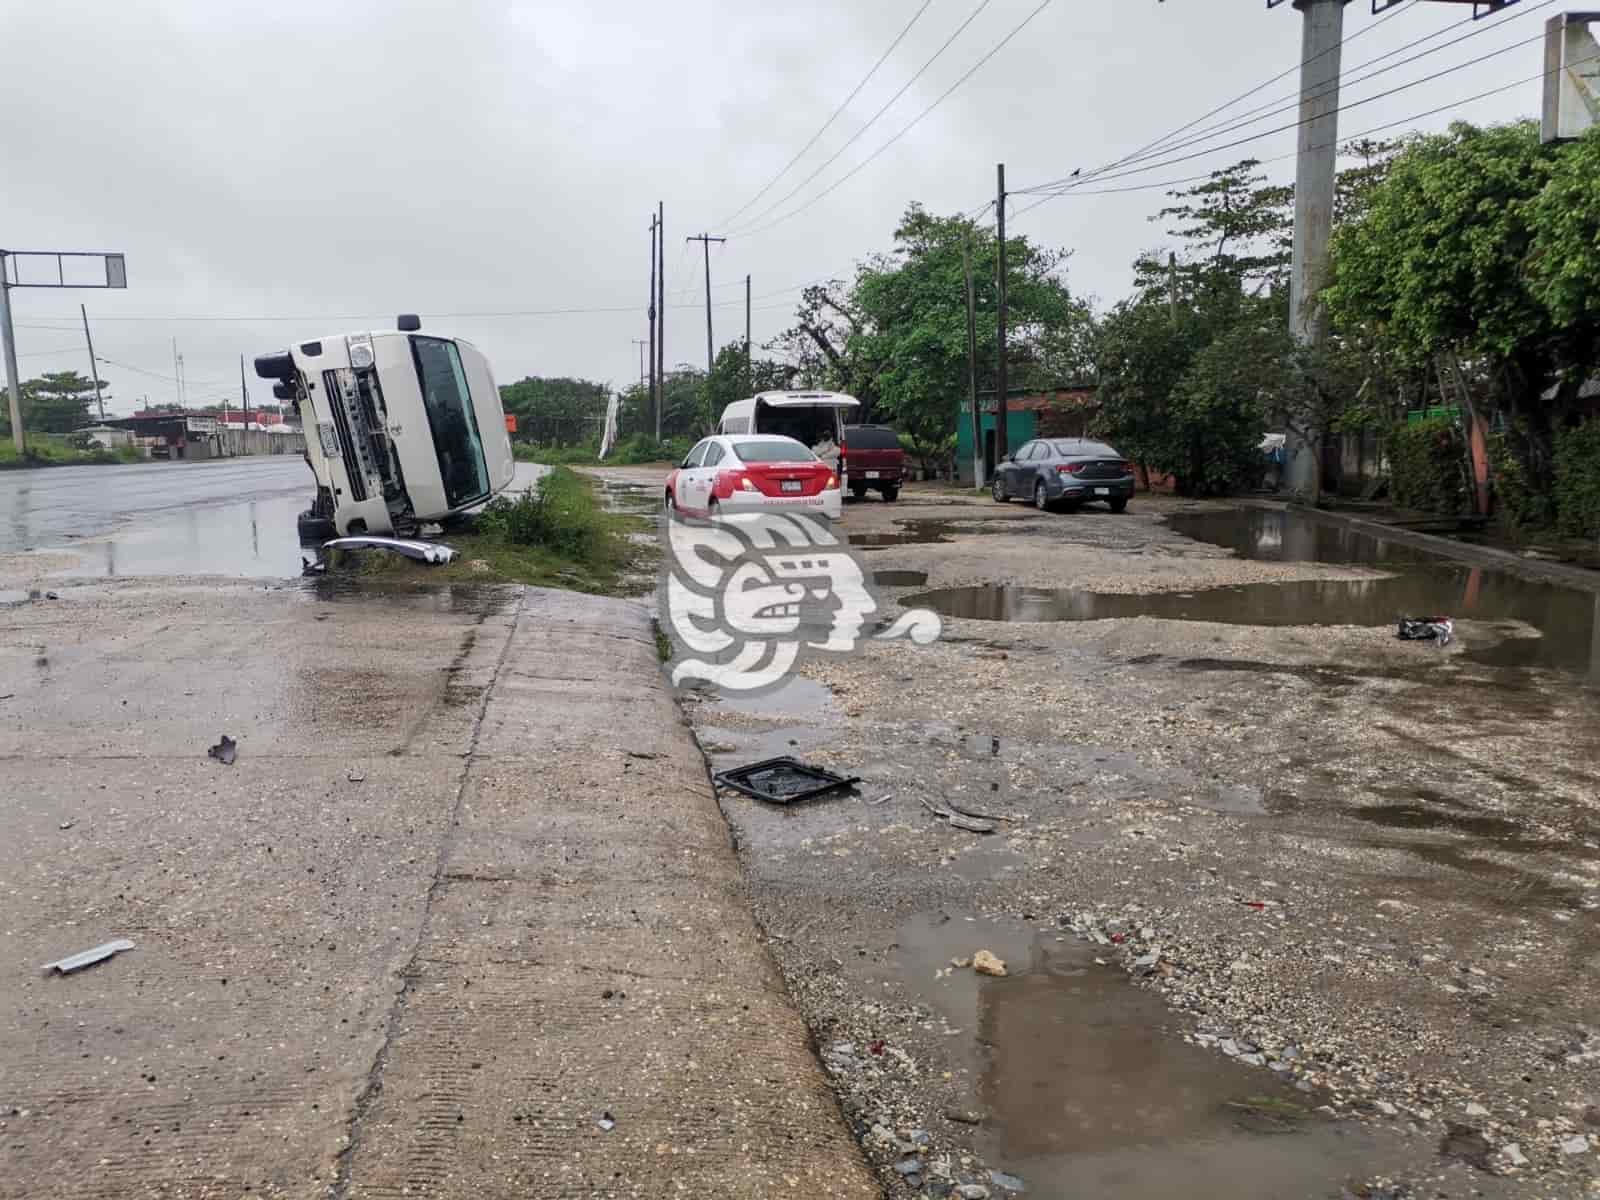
1487 427 1553 530
1388 417 1468 515
512 434 689 466
475 466 618 562
1554 419 1600 539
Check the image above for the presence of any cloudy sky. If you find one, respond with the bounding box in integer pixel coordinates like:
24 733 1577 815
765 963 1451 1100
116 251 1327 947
0 0 1557 416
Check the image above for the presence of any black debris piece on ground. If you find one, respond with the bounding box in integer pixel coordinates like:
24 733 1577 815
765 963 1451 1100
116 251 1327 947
714 756 861 805
208 734 238 766
41 938 136 975
1397 615 1453 645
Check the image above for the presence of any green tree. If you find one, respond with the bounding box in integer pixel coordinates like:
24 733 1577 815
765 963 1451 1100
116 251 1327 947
499 376 610 446
1326 121 1600 497
0 371 107 435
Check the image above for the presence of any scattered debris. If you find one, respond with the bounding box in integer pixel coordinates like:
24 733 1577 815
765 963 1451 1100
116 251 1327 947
1560 1134 1591 1155
596 1111 616 1132
41 938 135 975
957 1186 992 1200
346 768 366 783
1397 615 1453 646
1439 1122 1494 1171
919 796 996 834
58 819 76 831
946 798 1020 823
1502 1143 1529 1168
989 1169 1026 1192
944 1108 985 1125
867 792 895 806
44 591 59 600
207 734 237 766
714 756 861 805
973 950 1008 977
322 535 457 565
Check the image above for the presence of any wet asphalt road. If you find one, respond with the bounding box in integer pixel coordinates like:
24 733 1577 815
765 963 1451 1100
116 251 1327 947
0 458 548 582
0 457 312 555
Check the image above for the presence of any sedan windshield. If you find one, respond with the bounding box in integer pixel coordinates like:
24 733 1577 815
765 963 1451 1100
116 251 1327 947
733 440 817 463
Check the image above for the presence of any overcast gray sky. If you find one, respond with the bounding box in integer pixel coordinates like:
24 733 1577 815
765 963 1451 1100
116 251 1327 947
0 0 1555 416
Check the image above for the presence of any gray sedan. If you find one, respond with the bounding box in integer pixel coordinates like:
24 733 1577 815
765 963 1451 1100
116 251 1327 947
991 438 1135 512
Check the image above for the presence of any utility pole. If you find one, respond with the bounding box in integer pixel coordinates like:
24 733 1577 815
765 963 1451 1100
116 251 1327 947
0 254 21 453
239 354 250 417
648 212 659 438
745 273 752 397
994 164 1009 461
655 201 665 441
80 304 106 421
633 338 649 390
686 233 726 376
962 232 982 489
1283 0 1352 497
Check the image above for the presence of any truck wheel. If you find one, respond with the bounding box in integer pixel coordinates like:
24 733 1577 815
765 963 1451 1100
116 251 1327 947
297 509 335 544
881 484 899 502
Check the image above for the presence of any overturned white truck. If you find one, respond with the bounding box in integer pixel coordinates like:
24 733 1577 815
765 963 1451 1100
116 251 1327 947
255 316 515 541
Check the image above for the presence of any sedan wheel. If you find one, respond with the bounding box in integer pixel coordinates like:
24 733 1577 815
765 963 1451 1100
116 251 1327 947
1034 481 1051 512
992 476 1008 503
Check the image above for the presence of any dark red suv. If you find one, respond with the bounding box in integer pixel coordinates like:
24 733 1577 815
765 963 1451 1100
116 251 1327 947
841 424 903 502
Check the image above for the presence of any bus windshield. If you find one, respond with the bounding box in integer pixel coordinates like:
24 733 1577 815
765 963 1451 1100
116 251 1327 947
411 336 489 507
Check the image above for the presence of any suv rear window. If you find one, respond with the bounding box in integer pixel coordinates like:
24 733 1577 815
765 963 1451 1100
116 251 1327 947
844 425 900 450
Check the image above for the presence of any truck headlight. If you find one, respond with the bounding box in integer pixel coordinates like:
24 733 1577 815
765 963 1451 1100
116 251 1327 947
348 335 375 370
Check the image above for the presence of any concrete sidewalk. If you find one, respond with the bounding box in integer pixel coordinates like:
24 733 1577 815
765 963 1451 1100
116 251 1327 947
0 578 875 1199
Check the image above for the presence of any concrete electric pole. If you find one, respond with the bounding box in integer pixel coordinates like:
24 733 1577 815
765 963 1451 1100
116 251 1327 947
994 164 1009 462
82 304 105 421
685 233 727 378
655 202 665 442
648 212 659 437
1280 0 1352 497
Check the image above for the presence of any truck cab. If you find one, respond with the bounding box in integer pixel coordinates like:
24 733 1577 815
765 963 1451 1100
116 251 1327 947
255 317 515 540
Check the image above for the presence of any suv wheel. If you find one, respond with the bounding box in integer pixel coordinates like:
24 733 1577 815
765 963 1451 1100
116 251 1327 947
881 484 899 503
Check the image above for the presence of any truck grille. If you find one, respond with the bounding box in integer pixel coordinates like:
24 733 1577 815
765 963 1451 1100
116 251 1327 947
322 369 375 502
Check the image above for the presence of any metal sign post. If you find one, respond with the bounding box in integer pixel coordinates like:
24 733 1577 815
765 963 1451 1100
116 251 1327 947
0 250 128 454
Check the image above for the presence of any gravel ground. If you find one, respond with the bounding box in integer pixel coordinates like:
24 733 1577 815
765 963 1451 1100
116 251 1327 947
655 480 1600 1199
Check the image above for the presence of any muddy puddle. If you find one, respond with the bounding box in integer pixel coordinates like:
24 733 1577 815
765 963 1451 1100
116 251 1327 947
595 479 660 514
906 568 1600 680
873 569 929 588
850 517 1023 551
887 914 1420 1197
1165 509 1436 566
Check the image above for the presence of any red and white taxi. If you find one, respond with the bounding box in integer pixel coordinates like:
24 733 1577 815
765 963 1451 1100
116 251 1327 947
665 435 842 520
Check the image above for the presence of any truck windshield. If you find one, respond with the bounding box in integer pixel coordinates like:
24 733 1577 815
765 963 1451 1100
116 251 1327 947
411 336 489 507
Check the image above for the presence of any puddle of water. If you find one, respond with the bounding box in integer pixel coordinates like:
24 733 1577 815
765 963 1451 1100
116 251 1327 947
0 589 33 606
873 569 929 587
890 915 1413 1196
51 493 308 578
710 676 838 720
905 574 1600 681
1166 509 1436 566
1352 803 1522 839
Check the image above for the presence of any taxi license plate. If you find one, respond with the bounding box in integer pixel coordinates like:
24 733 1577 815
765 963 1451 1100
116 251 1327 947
781 480 803 493
864 471 880 479
1094 487 1110 495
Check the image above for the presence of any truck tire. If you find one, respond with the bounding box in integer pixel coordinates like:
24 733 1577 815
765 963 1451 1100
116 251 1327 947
297 509 336 545
881 484 899 502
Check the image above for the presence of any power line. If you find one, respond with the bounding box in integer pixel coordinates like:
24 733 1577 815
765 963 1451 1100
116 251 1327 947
1089 0 1415 183
725 0 998 237
729 0 1055 241
715 0 935 229
1061 0 1554 187
1009 44 1596 221
1016 23 1552 195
